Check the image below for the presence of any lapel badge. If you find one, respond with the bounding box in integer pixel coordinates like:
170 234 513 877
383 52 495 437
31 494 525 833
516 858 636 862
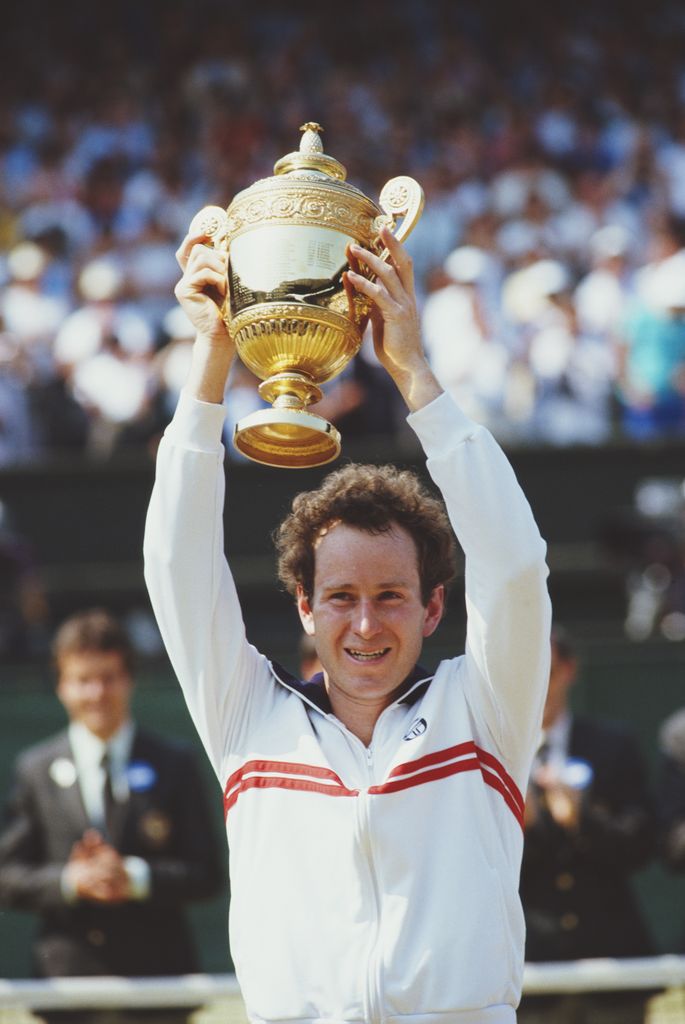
139 809 172 847
49 757 78 788
127 761 157 793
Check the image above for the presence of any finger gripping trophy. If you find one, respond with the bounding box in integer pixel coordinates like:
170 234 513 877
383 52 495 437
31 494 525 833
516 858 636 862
189 122 424 468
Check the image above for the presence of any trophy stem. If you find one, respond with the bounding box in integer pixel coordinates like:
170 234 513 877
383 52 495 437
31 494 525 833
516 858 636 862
258 372 323 408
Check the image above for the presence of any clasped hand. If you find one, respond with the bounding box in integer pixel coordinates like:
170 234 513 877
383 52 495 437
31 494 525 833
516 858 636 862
66 828 131 903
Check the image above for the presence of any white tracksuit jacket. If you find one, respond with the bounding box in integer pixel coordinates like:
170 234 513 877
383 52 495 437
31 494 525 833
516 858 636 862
144 389 551 1024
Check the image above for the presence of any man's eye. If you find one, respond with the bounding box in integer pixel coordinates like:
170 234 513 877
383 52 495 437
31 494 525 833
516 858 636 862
379 591 402 601
330 592 353 601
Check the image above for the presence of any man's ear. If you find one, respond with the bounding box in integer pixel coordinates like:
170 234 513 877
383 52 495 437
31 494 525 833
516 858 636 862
296 585 315 636
422 584 445 639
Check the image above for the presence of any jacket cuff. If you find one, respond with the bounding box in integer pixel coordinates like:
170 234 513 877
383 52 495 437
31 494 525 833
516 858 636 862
60 864 79 904
406 391 479 459
124 856 151 900
164 391 227 453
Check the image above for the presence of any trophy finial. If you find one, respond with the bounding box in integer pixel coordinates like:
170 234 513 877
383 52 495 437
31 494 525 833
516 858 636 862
274 123 346 181
299 123 325 155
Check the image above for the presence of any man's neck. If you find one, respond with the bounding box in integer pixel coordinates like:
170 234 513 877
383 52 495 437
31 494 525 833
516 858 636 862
332 702 382 747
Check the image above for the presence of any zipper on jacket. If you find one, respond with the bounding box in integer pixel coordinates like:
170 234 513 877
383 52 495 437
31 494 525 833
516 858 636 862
356 741 382 1024
358 743 383 1024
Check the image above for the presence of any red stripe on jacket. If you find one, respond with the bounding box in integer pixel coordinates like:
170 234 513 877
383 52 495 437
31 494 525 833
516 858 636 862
223 744 524 829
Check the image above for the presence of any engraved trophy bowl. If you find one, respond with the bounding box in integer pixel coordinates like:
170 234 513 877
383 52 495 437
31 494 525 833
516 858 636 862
189 122 424 468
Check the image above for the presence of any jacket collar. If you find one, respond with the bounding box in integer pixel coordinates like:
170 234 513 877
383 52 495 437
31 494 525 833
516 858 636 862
269 661 434 713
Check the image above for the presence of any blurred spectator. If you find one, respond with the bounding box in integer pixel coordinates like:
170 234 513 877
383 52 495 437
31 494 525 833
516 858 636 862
421 245 509 431
0 608 224 1023
657 706 685 952
618 250 685 439
519 627 655 1024
0 332 38 463
601 476 685 642
2 2 685 454
0 499 49 660
574 225 635 339
503 258 615 443
298 632 322 681
54 258 156 456
1 241 70 381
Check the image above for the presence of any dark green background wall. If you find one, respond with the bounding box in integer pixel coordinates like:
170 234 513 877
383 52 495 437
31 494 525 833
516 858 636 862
1 636 684 977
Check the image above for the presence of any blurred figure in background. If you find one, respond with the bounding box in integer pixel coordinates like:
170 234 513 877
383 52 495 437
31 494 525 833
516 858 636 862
0 499 49 660
617 250 685 440
298 631 322 682
518 626 655 1024
421 244 510 433
0 608 224 1024
657 706 685 951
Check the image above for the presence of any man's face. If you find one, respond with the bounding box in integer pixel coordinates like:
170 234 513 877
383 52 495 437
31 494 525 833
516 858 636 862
56 650 133 740
297 522 444 717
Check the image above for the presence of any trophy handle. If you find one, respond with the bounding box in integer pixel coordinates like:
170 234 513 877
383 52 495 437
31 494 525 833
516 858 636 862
186 206 231 310
376 176 425 249
187 206 230 252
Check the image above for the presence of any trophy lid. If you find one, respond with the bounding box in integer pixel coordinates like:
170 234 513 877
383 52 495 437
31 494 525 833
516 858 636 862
274 123 347 181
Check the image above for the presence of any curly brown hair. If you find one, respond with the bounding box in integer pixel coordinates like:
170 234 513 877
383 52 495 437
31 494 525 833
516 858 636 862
275 463 458 604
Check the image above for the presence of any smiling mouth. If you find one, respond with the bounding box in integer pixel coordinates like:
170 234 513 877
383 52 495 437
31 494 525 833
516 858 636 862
346 648 390 661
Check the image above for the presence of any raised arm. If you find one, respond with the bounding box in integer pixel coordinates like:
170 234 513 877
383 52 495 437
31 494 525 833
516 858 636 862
143 232 275 776
349 230 551 769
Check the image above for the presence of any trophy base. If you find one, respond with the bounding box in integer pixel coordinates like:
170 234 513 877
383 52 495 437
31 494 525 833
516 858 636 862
233 407 341 469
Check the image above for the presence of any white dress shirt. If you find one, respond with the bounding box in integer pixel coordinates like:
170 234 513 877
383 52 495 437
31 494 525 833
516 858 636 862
69 720 134 829
61 720 150 901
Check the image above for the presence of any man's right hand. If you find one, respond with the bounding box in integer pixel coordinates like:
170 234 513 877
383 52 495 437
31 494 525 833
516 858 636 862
174 230 237 403
174 231 232 349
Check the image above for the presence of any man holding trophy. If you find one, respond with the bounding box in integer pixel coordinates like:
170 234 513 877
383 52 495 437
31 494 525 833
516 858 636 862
144 126 551 1023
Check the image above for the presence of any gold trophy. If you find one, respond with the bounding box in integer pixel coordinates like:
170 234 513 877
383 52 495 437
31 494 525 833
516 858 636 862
188 123 424 468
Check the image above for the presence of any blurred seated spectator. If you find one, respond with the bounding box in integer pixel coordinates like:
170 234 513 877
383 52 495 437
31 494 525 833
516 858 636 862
601 476 685 642
0 332 39 463
657 706 685 952
309 331 405 443
503 259 615 444
574 225 636 339
4 1 685 455
298 632 322 682
0 499 49 660
519 626 655 1024
54 258 156 457
617 250 685 439
421 245 510 432
1 241 70 381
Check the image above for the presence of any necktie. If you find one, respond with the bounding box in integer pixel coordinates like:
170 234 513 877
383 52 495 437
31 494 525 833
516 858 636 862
101 750 116 841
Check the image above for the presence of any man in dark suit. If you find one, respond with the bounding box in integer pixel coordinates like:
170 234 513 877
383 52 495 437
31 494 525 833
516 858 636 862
657 705 685 949
518 627 656 1024
0 608 224 1024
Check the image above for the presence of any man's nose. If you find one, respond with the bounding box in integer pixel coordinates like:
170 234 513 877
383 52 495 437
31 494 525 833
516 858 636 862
84 679 108 698
354 599 382 638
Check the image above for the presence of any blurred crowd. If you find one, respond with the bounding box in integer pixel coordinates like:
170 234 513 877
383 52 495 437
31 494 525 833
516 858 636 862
3 0 685 462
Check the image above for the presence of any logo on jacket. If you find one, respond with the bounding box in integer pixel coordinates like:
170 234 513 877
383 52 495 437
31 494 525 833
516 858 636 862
403 717 427 740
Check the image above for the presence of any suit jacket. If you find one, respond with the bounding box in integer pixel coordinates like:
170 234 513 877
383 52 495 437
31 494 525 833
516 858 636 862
0 726 224 977
520 714 655 961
